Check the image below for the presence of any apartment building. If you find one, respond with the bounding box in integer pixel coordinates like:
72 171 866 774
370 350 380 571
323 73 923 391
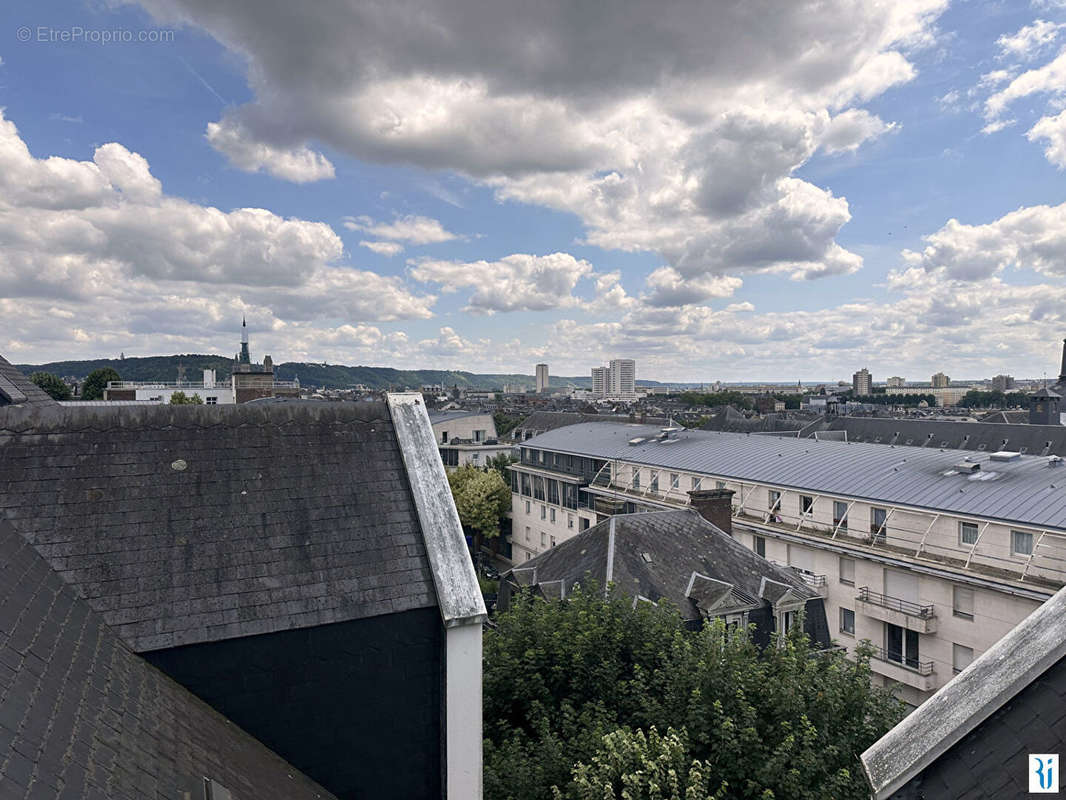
429 409 514 467
508 422 1066 707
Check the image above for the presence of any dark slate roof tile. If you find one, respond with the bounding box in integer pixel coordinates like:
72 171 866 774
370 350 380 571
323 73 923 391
0 518 337 800
0 399 439 651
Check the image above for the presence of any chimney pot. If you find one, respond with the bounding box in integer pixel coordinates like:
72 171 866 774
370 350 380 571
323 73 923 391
687 488 735 536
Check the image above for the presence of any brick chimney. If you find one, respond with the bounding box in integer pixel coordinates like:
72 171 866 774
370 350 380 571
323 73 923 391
687 488 735 536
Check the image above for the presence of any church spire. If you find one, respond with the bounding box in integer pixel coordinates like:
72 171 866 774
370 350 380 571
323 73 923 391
238 317 251 364
1059 337 1066 383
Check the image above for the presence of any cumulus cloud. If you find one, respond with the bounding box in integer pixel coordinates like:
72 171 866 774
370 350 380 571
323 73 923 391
0 110 434 360
409 252 593 313
985 49 1066 120
126 0 947 304
901 200 1066 280
206 118 335 182
359 240 405 257
819 109 897 154
1028 109 1066 166
343 214 460 244
996 19 1064 61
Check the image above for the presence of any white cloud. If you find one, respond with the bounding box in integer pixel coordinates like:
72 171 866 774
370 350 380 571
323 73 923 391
128 0 947 305
343 214 460 244
985 49 1066 120
997 19 1064 61
409 251 593 313
206 118 335 182
901 199 1066 281
359 240 405 257
981 118 1016 135
0 110 434 360
1028 108 1066 166
820 109 897 153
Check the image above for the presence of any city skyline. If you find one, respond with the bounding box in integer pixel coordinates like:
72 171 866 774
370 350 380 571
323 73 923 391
2 2 1066 382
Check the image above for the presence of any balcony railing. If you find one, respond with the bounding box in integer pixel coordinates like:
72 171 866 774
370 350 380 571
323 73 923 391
869 644 934 676
796 572 827 588
857 587 934 619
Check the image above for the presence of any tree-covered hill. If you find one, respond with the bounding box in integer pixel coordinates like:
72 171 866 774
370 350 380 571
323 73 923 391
19 354 674 391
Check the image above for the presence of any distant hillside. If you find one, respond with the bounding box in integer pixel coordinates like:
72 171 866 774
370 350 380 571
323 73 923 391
19 354 682 391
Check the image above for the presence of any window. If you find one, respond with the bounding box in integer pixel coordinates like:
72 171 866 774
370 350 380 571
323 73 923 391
533 476 545 501
580 517 591 531
547 479 560 505
768 490 781 510
840 608 855 635
205 396 218 405
871 507 888 543
550 508 556 523
885 622 920 669
953 585 974 620
474 429 485 442
691 476 702 491
441 431 448 443
670 473 680 490
568 514 574 529
959 521 978 546
520 473 531 497
953 643 974 674
716 481 726 490
540 505 546 520
631 468 640 490
524 526 531 542
540 532 546 546
1011 530 1034 557
650 471 659 492
754 535 766 557
538 450 545 463
550 536 556 548
800 495 814 515
525 552 532 561
833 501 848 530
525 500 531 514
839 557 855 586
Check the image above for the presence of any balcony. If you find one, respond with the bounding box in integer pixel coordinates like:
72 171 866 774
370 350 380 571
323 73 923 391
855 587 937 634
794 571 828 598
868 645 937 692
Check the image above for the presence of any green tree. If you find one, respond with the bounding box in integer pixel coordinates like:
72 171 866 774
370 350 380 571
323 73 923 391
494 411 523 439
81 367 121 400
557 727 725 800
169 391 204 405
487 453 517 483
484 585 903 800
29 372 72 401
447 464 510 548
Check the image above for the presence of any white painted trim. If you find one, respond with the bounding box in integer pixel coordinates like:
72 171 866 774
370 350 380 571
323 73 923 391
446 624 483 800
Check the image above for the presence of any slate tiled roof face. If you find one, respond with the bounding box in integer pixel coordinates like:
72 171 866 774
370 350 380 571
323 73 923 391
0 356 57 408
0 401 438 652
0 518 336 800
523 422 1066 530
506 510 811 621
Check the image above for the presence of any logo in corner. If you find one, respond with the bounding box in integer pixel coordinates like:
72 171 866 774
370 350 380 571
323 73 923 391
1030 754 1059 794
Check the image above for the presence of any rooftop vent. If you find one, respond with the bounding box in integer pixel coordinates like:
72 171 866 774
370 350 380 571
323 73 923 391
1050 456 1063 468
990 451 1021 462
628 437 646 446
640 551 653 563
954 461 981 473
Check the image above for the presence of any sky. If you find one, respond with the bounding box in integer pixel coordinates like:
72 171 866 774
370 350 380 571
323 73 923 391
2 1 1066 382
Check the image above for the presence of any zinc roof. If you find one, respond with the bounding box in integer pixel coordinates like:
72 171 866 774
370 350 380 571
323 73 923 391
523 423 1066 531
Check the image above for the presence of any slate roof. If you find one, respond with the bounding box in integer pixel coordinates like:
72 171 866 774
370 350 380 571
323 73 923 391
0 516 336 800
512 411 669 439
0 356 57 409
0 400 440 652
862 584 1066 799
502 510 812 622
796 416 1066 457
427 409 490 425
521 422 1066 531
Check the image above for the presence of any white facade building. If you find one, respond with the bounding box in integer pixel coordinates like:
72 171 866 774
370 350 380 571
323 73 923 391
508 422 1066 708
853 368 872 395
609 359 636 397
429 410 514 468
591 367 609 396
535 364 549 394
